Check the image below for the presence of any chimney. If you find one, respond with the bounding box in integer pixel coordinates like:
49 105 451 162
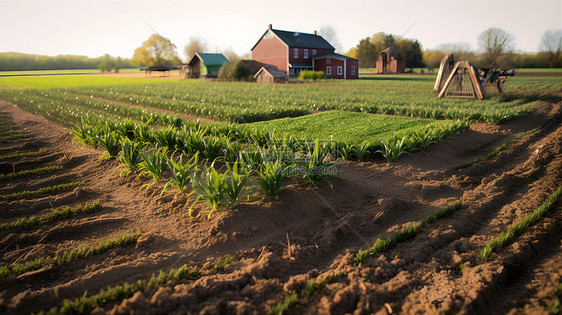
314 30 317 36
268 24 272 30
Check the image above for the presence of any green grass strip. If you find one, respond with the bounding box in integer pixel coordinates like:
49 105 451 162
0 165 63 180
0 232 141 279
0 149 48 161
453 144 506 170
0 181 85 201
0 200 101 230
480 186 562 262
355 201 463 264
37 264 201 315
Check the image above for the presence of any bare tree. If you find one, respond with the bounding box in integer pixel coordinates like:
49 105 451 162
184 37 207 61
539 30 562 68
318 25 342 52
478 27 515 66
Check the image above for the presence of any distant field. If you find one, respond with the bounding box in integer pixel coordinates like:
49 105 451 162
0 68 140 76
0 74 176 88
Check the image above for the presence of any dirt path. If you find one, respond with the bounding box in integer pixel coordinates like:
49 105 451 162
0 100 560 314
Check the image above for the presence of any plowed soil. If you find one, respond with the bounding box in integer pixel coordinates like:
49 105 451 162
0 99 560 314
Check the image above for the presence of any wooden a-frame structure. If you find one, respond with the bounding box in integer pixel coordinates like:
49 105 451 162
435 54 485 100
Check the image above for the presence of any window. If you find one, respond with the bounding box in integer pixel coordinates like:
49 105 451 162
312 49 317 56
326 58 331 64
304 49 309 59
351 65 356 76
293 48 299 58
326 66 331 75
337 66 342 75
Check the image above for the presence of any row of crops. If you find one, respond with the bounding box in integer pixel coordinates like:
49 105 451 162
0 86 470 215
47 77 542 124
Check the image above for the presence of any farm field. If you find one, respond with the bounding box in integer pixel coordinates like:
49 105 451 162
0 73 561 314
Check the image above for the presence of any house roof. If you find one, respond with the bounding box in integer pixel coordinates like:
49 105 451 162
189 53 229 66
239 60 269 74
313 52 358 61
251 25 335 51
254 65 287 79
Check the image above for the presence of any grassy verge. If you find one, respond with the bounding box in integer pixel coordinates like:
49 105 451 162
0 165 63 180
355 201 463 263
37 264 200 315
0 232 141 279
480 186 562 262
453 144 506 170
0 149 48 161
0 181 85 201
0 200 101 230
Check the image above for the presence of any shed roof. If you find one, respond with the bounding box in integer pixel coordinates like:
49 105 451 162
252 25 335 51
189 53 229 66
254 65 287 79
379 46 402 59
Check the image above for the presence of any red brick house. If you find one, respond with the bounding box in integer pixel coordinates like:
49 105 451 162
251 24 357 79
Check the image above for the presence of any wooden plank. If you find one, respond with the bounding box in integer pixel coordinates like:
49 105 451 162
469 66 485 100
437 62 460 98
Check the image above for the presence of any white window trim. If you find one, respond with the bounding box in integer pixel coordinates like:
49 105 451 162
326 66 331 75
351 65 356 76
312 49 317 56
326 58 331 64
304 49 308 59
293 48 299 59
337 66 342 75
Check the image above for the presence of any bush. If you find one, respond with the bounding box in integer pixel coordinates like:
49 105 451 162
299 71 324 80
218 60 253 81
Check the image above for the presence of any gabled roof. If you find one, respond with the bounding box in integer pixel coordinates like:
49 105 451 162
313 52 358 61
379 46 402 59
189 53 229 66
251 25 335 51
254 65 287 79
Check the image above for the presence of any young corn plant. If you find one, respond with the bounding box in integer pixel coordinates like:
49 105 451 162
71 118 99 149
97 131 122 159
301 139 342 187
376 136 408 162
119 138 146 176
256 160 294 198
191 164 229 218
337 143 354 160
162 152 199 194
224 161 250 206
351 141 371 162
201 136 225 161
139 147 169 188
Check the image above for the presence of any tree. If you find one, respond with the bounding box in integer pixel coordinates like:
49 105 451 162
539 30 562 68
478 27 515 67
356 37 378 68
184 37 207 61
132 34 181 68
395 38 424 68
423 50 445 72
318 25 342 52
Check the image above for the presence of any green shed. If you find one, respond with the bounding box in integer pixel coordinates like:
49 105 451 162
187 52 229 78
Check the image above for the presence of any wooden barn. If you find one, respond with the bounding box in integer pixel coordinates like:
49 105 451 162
376 47 406 74
254 65 288 83
312 53 358 79
187 53 229 78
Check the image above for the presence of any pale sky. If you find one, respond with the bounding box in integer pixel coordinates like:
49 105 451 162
1 0 561 60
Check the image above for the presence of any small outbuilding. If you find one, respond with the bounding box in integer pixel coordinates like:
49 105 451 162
312 53 359 79
376 47 406 74
187 53 229 78
254 65 288 83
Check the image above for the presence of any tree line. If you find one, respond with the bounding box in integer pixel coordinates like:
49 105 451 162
347 28 562 70
0 52 133 72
